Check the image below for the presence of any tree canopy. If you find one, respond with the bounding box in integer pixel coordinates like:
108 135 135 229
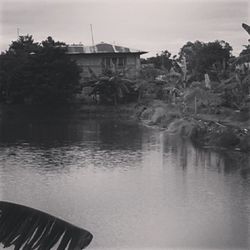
0 35 81 104
178 40 233 80
141 50 174 70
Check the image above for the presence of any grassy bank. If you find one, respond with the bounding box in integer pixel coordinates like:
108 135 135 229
135 100 250 152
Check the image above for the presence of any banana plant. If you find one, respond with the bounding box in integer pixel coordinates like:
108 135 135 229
242 23 250 38
86 68 137 105
233 53 250 65
0 201 93 250
233 23 250 65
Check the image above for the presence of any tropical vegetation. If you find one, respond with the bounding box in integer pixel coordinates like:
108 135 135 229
0 35 81 104
0 201 93 250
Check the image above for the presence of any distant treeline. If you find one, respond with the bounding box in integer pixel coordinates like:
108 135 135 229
141 40 250 80
0 34 249 106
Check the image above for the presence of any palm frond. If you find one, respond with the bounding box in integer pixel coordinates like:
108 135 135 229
233 53 250 65
88 67 98 80
0 201 93 250
242 23 250 36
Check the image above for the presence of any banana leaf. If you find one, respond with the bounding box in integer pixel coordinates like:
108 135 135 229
233 54 250 65
0 201 93 250
88 67 97 80
242 23 250 36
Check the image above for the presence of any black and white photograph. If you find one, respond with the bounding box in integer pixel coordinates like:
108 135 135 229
0 0 250 249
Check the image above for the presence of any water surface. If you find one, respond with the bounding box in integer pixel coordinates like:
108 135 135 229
0 106 249 249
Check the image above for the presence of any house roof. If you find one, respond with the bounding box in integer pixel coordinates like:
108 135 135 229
67 42 147 55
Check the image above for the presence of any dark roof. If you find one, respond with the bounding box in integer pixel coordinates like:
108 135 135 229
67 42 147 55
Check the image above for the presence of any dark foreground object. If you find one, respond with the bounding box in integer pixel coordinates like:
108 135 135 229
0 201 93 250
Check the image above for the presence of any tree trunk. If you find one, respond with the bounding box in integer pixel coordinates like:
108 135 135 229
194 96 197 114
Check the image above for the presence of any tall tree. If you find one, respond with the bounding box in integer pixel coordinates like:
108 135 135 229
141 50 173 70
0 35 81 104
179 40 233 80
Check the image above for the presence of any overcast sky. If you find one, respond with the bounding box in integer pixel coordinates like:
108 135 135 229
0 0 249 57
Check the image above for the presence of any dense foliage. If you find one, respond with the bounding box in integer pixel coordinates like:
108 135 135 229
85 69 138 105
1 24 249 109
0 35 81 104
178 40 233 81
139 33 250 113
141 50 174 70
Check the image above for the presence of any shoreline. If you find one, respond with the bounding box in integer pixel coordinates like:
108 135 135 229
134 100 250 153
1 102 249 152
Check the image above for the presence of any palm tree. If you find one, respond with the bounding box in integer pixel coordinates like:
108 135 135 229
242 23 250 38
0 201 93 250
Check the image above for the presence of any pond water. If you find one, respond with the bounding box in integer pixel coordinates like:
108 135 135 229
0 106 250 250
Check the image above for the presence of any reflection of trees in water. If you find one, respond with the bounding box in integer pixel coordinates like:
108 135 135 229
219 151 249 175
0 106 143 151
97 120 143 151
0 109 145 173
0 145 73 174
1 104 249 176
162 133 250 176
162 133 250 248
0 109 101 146
163 135 190 171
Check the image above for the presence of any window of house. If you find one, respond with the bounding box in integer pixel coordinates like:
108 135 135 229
103 58 111 67
112 58 117 65
118 57 126 67
102 56 127 69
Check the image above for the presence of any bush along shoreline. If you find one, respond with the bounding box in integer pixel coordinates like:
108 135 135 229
135 100 250 153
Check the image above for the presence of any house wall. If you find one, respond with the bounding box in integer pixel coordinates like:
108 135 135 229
69 54 103 80
69 53 141 80
126 54 141 77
